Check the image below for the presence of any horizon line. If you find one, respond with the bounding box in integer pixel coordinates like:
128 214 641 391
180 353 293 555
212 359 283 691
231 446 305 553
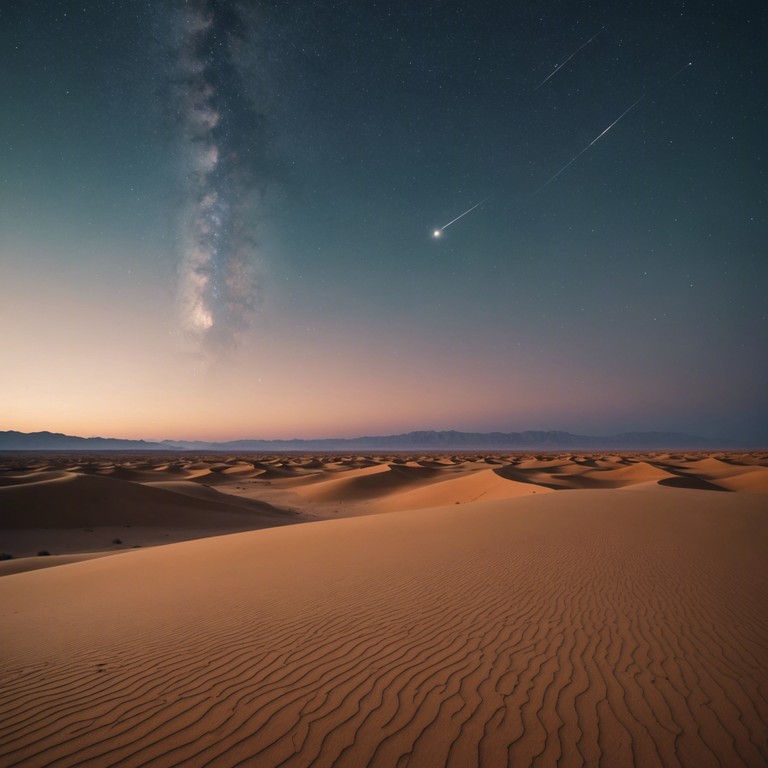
2 426 763 449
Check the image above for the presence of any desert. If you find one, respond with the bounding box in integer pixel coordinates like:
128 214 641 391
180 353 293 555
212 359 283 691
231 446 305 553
1 451 767 767
5 0 766 765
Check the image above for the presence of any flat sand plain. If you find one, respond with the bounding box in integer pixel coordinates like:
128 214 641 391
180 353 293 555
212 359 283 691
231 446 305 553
1 452 767 767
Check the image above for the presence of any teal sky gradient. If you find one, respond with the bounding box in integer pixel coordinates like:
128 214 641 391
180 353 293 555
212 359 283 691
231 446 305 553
1 1 766 442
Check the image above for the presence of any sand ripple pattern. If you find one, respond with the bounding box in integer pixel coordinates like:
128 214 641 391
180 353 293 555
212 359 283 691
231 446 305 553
1 490 767 767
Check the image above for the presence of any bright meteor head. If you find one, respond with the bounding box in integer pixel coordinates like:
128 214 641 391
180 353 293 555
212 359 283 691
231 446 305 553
433 229 442 238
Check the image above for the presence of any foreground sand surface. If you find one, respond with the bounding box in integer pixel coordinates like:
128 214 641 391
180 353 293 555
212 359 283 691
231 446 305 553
1 452 767 766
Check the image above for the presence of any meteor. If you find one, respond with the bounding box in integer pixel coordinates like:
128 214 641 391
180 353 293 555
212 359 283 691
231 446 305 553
533 95 645 196
533 62 693 196
658 61 693 88
431 64 692 235
433 196 492 236
534 27 605 91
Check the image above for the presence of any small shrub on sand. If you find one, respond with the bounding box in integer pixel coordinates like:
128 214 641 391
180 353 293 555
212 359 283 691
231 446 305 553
0 553 13 561
37 550 51 556
112 538 123 544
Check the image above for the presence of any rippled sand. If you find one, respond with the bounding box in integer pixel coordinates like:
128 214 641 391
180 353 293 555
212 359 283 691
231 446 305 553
1 452 766 766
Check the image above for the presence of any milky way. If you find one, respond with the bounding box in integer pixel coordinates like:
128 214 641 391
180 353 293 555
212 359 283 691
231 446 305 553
172 0 265 349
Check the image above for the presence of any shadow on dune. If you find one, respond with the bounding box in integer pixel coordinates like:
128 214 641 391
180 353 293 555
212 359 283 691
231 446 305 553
658 475 730 491
0 472 299 529
492 466 564 490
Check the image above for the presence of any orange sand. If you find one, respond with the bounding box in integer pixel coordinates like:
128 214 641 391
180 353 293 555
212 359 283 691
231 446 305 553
0 452 766 767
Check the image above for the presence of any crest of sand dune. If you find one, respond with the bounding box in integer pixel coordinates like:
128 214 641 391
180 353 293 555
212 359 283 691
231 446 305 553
514 456 575 469
0 470 303 561
0 469 72 487
1 488 766 767
577 461 680 488
368 466 554 512
0 472 291 529
291 462 447 504
288 460 559 511
713 466 768 493
0 551 118 577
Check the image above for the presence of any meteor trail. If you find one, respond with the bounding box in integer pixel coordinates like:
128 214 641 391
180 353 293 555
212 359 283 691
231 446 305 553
533 62 693 196
534 27 605 91
433 196 492 236
533 95 645 196
432 64 692 235
658 61 693 88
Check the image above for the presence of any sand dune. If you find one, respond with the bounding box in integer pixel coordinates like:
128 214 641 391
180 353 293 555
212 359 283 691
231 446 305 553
1 451 766 536
0 551 117 577
1 451 766 766
293 462 449 504
578 461 679 488
714 467 768 493
1 487 766 767
0 471 294 529
3 451 767 556
0 469 301 557
367 466 554 512
0 469 72 486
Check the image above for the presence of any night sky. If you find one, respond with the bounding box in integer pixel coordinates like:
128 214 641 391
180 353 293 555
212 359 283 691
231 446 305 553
1 0 766 442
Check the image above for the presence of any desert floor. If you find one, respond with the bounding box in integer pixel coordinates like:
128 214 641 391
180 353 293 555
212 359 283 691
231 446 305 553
1 451 767 766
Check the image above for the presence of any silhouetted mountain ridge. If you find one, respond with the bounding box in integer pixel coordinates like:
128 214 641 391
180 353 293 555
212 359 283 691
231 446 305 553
0 430 165 450
0 429 750 451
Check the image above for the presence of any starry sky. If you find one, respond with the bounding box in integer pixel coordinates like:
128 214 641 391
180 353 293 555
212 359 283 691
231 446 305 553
1 0 766 443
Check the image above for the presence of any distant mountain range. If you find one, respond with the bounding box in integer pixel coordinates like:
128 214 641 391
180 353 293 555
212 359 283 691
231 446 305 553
0 430 165 451
0 429 752 452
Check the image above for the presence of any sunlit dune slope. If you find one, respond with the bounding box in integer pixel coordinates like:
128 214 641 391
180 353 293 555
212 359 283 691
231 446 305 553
1 488 766 768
